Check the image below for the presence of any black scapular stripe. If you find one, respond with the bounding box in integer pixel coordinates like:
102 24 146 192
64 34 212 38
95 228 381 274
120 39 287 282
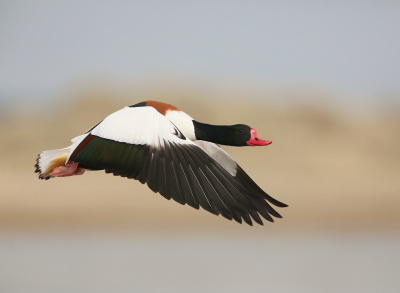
128 102 148 108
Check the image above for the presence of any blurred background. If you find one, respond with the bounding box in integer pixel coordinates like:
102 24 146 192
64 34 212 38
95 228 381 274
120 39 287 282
1 1 399 292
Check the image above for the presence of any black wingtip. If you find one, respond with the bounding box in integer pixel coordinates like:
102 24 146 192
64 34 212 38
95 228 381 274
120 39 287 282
241 213 253 226
262 214 274 223
268 199 288 208
245 218 256 226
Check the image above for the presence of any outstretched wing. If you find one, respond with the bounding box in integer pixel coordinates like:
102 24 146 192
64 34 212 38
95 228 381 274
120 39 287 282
69 106 281 225
193 140 288 217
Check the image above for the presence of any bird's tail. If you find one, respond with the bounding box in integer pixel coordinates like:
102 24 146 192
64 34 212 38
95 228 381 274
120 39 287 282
34 147 72 180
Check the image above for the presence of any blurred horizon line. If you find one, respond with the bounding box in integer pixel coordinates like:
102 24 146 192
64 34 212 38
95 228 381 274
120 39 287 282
1 72 399 117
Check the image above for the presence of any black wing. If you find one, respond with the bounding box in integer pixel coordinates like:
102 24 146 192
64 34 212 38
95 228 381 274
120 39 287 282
193 140 288 221
70 134 281 225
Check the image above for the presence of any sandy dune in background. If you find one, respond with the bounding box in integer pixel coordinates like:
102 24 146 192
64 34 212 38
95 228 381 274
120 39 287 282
1 88 399 232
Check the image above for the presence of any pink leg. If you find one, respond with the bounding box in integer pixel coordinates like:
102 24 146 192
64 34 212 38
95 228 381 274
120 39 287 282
50 162 85 178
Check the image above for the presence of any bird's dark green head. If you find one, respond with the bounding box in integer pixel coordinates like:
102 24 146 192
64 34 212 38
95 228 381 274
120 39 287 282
193 121 272 146
225 124 252 146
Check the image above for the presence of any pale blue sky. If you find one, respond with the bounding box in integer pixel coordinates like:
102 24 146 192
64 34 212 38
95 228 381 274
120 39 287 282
1 1 399 106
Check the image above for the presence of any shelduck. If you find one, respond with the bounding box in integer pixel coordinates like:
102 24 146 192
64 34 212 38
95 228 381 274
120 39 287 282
35 101 287 225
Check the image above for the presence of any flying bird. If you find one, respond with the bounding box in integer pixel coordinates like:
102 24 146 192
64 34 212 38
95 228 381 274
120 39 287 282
35 101 287 225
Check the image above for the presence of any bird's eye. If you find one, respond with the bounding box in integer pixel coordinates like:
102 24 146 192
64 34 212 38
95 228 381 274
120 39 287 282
239 129 243 133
